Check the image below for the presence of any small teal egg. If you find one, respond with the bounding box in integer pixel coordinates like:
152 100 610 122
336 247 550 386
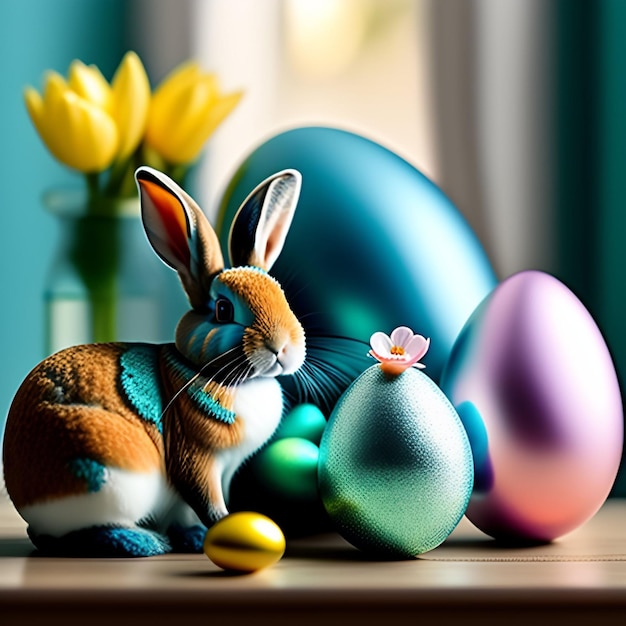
275 403 327 444
216 127 496 411
318 366 473 558
254 437 320 502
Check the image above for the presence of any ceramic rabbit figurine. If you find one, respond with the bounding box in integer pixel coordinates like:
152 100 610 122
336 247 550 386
2 166 306 557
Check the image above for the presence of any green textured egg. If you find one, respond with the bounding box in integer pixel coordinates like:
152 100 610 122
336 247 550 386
275 403 327 444
318 366 473 558
255 437 320 502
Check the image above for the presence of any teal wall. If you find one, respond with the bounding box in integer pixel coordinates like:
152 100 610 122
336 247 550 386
0 0 129 425
0 0 191 446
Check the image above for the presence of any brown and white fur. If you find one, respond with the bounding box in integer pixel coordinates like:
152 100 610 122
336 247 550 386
2 167 305 556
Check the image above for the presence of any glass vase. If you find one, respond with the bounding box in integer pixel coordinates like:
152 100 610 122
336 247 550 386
43 189 165 355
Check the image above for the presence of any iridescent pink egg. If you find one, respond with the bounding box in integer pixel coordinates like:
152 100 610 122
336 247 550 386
440 270 623 542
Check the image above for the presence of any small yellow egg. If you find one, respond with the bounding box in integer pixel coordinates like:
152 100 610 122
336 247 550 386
203 512 286 572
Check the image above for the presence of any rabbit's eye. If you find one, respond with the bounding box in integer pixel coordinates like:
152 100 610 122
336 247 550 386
215 297 234 323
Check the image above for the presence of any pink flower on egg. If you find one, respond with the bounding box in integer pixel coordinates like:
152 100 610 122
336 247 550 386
369 326 430 375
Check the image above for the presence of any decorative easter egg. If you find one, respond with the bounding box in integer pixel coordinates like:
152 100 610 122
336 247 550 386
203 512 286 572
275 403 327 444
254 437 320 502
318 365 474 558
216 126 496 410
440 270 624 542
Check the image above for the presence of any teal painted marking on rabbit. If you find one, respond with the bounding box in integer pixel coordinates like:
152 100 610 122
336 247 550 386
2 166 306 558
67 458 107 493
120 345 164 432
189 391 235 424
161 347 236 425
30 526 172 558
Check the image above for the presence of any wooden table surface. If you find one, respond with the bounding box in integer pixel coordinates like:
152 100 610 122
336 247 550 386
1 495 625 625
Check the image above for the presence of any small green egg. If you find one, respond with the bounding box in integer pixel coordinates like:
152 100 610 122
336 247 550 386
255 437 320 502
203 512 286 572
276 403 327 444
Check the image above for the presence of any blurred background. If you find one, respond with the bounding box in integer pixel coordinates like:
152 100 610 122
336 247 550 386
1 0 625 493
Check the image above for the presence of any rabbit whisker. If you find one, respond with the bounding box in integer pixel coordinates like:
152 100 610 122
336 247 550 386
230 363 255 391
213 356 252 395
222 354 256 388
290 362 330 409
161 346 243 420
297 311 327 323
163 352 251 447
198 354 247 399
200 347 248 384
304 355 344 389
306 361 337 397
307 355 354 389
279 266 311 298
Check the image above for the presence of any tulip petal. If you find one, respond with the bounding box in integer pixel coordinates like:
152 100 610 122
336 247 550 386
26 62 122 173
152 78 218 162
72 97 119 171
146 62 241 165
168 89 243 164
149 63 205 128
37 74 78 166
146 68 211 163
68 60 112 113
24 87 44 129
154 61 204 104
42 73 71 148
43 71 68 107
48 91 118 172
24 86 60 161
195 90 243 141
111 51 150 160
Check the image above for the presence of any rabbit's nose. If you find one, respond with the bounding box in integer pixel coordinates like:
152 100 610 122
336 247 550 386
276 342 305 375
265 340 288 364
264 340 282 357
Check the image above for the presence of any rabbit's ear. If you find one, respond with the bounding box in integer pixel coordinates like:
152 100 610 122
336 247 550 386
135 166 224 310
228 169 301 271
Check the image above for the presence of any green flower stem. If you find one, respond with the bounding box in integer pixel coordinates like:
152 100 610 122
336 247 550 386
91 287 117 343
140 144 192 188
104 155 137 199
166 163 190 187
86 172 100 201
63 154 189 344
71 193 123 343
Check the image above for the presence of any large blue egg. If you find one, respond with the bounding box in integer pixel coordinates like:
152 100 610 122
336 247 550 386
216 127 496 410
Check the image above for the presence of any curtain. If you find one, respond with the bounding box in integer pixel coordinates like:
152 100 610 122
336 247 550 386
557 0 626 496
430 0 626 495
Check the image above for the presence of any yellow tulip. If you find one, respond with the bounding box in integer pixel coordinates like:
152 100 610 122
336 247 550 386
25 52 240 188
24 51 150 174
145 61 243 165
24 71 118 173
110 51 150 161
